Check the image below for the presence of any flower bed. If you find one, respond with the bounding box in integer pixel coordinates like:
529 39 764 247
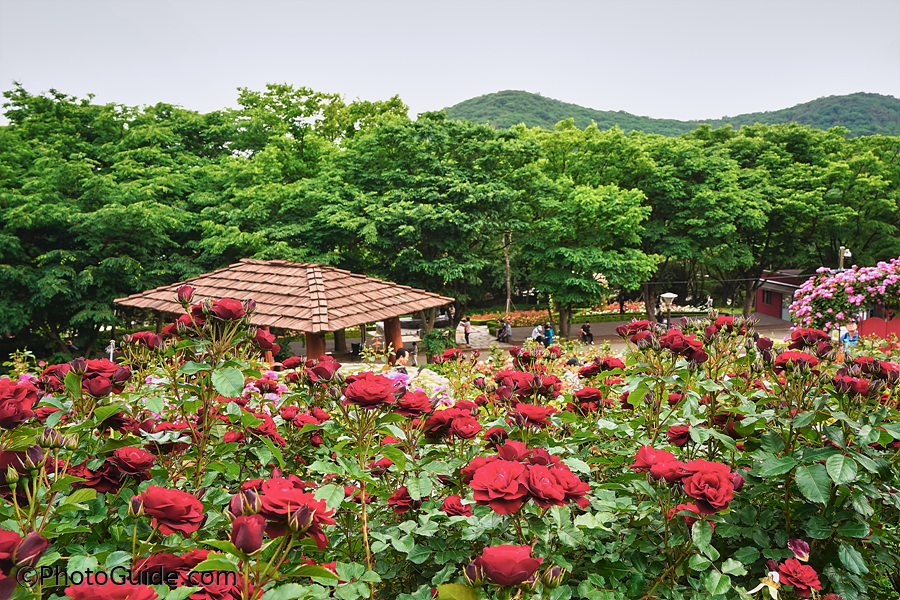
1 293 899 600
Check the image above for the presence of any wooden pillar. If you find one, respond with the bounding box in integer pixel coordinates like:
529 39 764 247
360 323 367 344
262 326 274 365
306 331 327 360
334 328 347 353
384 316 403 364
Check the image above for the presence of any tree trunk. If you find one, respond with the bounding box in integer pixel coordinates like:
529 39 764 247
504 233 512 314
419 308 437 336
558 302 572 338
642 283 655 321
334 328 347 353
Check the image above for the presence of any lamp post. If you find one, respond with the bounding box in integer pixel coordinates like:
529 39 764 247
660 292 678 329
838 246 852 272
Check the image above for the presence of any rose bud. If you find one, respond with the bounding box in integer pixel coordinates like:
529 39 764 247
473 377 486 390
788 538 810 562
732 472 745 492
6 465 20 484
69 357 87 375
62 434 79 451
14 532 49 567
541 565 566 589
230 514 265 555
112 366 132 384
328 386 343 401
288 505 313 533
25 445 45 470
229 489 261 518
177 285 196 305
464 561 486 587
472 349 481 359
243 299 257 314
37 428 64 449
129 495 144 517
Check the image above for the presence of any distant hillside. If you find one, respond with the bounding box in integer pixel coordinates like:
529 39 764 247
443 90 900 136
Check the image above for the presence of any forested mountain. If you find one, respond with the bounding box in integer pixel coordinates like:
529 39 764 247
444 90 900 136
2 83 899 361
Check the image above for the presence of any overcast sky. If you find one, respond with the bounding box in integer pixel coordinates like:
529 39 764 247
1 0 898 124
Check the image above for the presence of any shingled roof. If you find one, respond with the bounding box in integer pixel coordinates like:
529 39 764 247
114 259 454 333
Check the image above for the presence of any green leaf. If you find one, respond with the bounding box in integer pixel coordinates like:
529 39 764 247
407 473 432 501
259 584 317 600
104 550 132 570
192 557 238 572
805 516 832 539
825 455 857 485
758 456 797 477
289 564 340 582
692 520 712 552
211 367 245 398
145 394 165 415
703 570 731 595
437 583 480 600
178 361 212 375
794 464 831 504
391 535 415 553
721 558 747 576
792 410 816 428
407 545 431 564
314 484 346 511
63 488 97 505
836 521 869 538
688 554 711 570
64 370 83 399
163 587 202 600
260 436 286 469
837 543 868 574
380 446 406 471
733 547 759 565
93 404 124 423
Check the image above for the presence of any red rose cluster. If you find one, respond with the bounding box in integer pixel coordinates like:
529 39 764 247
0 377 40 430
465 545 543 587
577 356 625 380
135 485 206 536
78 358 132 398
630 446 739 514
774 351 820 373
342 372 402 409
658 330 708 363
252 477 336 548
465 440 590 514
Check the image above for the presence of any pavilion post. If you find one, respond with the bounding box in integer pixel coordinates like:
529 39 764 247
334 328 347 353
384 316 403 364
262 326 274 365
306 331 327 360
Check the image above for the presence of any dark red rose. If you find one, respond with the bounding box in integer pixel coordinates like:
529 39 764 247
513 404 557 428
471 545 543 586
630 330 656 346
65 582 159 600
629 446 676 472
616 320 651 337
497 440 532 462
788 328 830 350
224 431 245 444
574 387 603 403
599 357 626 371
388 486 423 514
138 485 205 536
281 356 303 369
79 461 123 494
176 285 195 304
13 531 49 567
308 356 341 381
714 316 734 332
441 494 474 516
257 477 336 548
0 378 39 429
483 426 508 446
251 328 278 351
451 416 483 440
470 459 529 514
649 460 686 483
0 529 21 574
577 363 601 379
777 558 822 598
82 377 112 398
395 390 432 417
549 464 590 509
659 330 704 357
526 448 560 466
127 332 162 349
343 373 397 409
774 351 820 373
231 514 265 555
113 447 155 477
668 502 702 527
680 460 734 514
525 464 566 508
209 298 246 321
756 336 774 351
461 455 499 484
667 425 690 446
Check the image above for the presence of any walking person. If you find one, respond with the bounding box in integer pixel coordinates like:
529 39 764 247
463 317 472 346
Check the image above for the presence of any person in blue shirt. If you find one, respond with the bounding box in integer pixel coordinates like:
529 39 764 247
544 322 554 347
840 319 859 350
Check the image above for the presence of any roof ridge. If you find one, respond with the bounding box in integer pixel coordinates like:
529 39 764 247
307 265 329 332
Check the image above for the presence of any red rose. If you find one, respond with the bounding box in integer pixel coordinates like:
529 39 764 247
788 328 830 350
127 332 162 349
281 356 303 369
774 351 820 373
451 416 483 439
308 356 341 381
395 390 432 417
343 373 397 409
66 582 159 600
574 387 603 403
549 464 591 509
251 328 278 351
667 425 690 446
680 460 734 514
388 486 423 514
525 464 566 508
629 446 676 472
461 455 499 484
714 316 734 332
599 357 626 371
14 531 49 568
470 459 530 514
497 440 532 462
471 545 543 586
616 320 651 336
231 514 265 555
577 363 601 379
777 558 822 597
0 378 39 429
513 404 557 428
138 486 205 536
526 448 560 466
441 494 474 516
209 298 246 321
257 477 335 548
659 330 704 357
113 447 155 477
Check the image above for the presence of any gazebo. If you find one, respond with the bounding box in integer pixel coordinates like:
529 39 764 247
114 259 454 360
